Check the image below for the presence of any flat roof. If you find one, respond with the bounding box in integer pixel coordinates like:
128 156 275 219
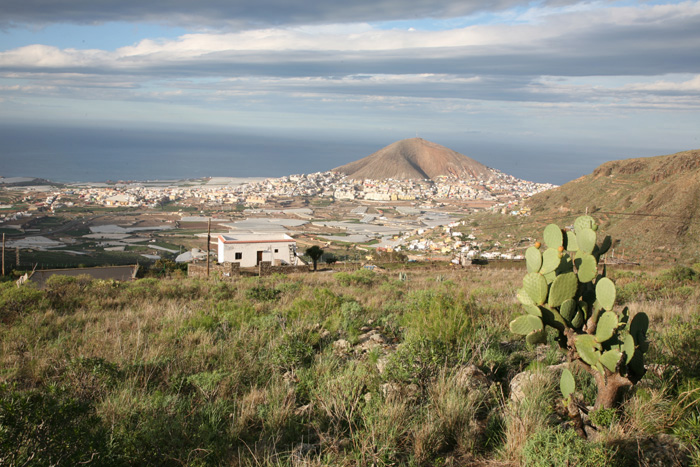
218 233 295 244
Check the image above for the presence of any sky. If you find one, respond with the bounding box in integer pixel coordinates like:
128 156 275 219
1 0 699 184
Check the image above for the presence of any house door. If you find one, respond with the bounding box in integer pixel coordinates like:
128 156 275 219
257 251 263 265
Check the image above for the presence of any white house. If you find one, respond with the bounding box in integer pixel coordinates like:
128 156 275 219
217 233 299 267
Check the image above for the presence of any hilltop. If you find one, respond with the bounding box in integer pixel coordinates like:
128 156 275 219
526 149 700 262
333 138 494 181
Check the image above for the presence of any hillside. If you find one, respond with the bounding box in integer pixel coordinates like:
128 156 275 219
2 265 698 465
526 149 700 263
333 138 494 181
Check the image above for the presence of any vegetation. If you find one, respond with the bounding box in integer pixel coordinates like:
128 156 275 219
305 245 324 271
0 263 698 466
510 216 647 411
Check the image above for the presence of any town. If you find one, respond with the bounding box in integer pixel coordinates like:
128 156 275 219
0 171 555 272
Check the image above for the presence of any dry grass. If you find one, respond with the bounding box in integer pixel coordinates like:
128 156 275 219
1 264 699 465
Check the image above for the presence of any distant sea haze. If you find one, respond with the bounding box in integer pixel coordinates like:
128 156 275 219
0 123 664 185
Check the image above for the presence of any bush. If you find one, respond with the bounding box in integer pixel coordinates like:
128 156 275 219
44 274 92 312
245 285 281 302
654 314 700 378
522 427 619 467
334 268 377 287
0 282 44 321
0 383 113 466
660 266 698 283
384 337 461 385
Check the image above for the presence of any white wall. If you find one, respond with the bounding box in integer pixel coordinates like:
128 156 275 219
218 240 295 267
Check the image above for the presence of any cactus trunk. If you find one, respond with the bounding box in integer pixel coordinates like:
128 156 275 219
591 369 633 409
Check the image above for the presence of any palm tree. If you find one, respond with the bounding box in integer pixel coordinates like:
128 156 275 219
305 245 324 271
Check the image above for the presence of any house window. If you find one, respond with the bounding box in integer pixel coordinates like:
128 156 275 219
274 249 279 253
235 252 242 260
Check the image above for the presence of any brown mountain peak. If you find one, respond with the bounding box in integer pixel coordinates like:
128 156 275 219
333 138 493 181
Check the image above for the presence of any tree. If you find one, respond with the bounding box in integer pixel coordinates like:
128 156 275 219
305 246 324 271
324 253 338 266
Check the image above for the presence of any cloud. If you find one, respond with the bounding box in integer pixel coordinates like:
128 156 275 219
1 0 558 29
1 1 700 119
2 2 699 76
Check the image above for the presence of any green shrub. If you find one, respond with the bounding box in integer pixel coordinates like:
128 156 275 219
44 274 94 312
0 383 113 466
0 282 44 321
522 427 619 467
589 407 617 428
245 284 280 302
271 329 319 371
654 314 700 378
660 265 698 283
384 337 462 385
334 268 377 287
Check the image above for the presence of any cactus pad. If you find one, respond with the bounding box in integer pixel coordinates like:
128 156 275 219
628 350 646 377
571 309 585 329
548 272 578 308
560 368 576 399
517 288 535 306
630 312 649 343
595 311 618 342
541 306 567 331
523 272 549 305
523 304 542 317
576 253 597 283
576 228 597 255
525 246 543 273
555 253 574 274
600 349 623 373
526 329 548 346
543 224 564 248
510 314 543 335
540 248 562 274
599 235 613 256
575 334 601 366
574 215 597 232
622 332 635 364
560 298 577 322
565 231 579 252
596 277 616 311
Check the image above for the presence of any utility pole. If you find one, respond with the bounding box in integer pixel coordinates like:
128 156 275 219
2 233 5 276
206 218 211 278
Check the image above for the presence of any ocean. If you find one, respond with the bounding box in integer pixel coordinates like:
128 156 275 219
0 124 372 183
0 122 657 185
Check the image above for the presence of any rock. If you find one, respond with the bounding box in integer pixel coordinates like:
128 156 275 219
454 364 490 392
333 339 352 355
509 370 552 403
380 382 420 401
381 382 401 400
376 355 390 374
357 329 387 344
319 329 331 340
356 329 388 353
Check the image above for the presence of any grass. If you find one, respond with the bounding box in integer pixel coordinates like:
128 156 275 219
0 265 698 465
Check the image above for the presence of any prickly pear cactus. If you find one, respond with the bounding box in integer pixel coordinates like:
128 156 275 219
510 216 649 409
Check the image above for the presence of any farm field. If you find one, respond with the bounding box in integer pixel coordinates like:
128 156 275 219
1 262 698 466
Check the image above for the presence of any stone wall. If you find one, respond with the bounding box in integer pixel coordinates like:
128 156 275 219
189 261 308 278
188 262 240 278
